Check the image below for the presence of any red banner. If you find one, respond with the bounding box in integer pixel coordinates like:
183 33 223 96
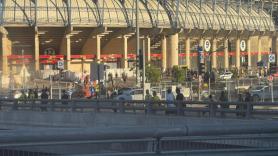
7 55 32 59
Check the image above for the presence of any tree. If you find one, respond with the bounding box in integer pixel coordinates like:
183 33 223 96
145 65 162 84
172 66 185 83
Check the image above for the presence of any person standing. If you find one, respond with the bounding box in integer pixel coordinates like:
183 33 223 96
176 88 185 115
166 88 175 115
145 89 152 101
40 88 49 112
219 91 228 117
166 88 175 108
61 90 69 111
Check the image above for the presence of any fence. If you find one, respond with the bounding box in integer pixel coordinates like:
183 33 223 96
0 99 278 119
0 134 278 156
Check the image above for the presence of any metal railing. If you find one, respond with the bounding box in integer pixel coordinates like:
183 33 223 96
0 134 278 156
0 99 278 119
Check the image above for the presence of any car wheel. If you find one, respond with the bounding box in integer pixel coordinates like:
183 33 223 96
252 95 260 102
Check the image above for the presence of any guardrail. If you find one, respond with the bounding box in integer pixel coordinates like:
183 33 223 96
0 134 278 156
0 99 278 119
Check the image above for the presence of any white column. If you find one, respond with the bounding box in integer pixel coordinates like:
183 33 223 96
212 38 217 69
66 35 71 69
258 36 262 62
169 33 179 67
122 36 128 69
199 38 204 47
34 33 40 71
224 38 229 69
145 36 151 63
96 35 101 63
2 35 11 75
236 37 241 69
185 37 191 69
161 36 167 71
247 38 251 68
272 36 278 65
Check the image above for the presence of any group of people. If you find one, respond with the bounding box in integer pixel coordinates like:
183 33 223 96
144 88 185 108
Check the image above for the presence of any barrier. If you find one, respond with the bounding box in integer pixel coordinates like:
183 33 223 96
0 99 278 119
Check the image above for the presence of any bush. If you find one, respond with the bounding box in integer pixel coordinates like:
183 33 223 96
145 65 162 84
172 66 185 83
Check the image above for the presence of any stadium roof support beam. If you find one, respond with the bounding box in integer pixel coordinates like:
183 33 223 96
10 0 33 26
101 27 135 49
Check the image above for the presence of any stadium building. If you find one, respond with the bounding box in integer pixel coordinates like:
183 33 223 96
0 0 276 76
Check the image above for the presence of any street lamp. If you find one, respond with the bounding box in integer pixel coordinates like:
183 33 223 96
136 0 140 87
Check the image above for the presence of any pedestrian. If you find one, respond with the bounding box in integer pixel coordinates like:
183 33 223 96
40 88 49 112
152 91 160 101
145 89 152 100
19 90 27 100
208 95 216 117
176 88 185 115
34 88 38 99
61 90 69 111
166 88 176 115
219 91 228 117
28 89 35 99
176 88 184 101
243 92 253 116
236 94 244 117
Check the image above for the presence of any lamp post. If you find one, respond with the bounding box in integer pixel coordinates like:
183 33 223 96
136 0 140 87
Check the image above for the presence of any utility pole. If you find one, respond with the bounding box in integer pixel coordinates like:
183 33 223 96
136 0 140 87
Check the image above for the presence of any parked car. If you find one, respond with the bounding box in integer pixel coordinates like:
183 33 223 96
249 85 277 102
115 88 165 101
115 88 144 101
219 71 233 80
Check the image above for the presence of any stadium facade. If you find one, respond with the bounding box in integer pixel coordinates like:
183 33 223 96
0 0 276 75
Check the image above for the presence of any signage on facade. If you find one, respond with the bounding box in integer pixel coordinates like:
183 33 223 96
240 40 246 51
269 54 276 63
57 60 64 69
204 40 211 52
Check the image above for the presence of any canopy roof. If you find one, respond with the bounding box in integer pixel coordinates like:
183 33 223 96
0 0 275 31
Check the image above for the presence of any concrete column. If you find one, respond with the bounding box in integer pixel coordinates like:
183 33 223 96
96 35 101 63
169 33 179 67
65 35 71 69
34 33 40 71
272 36 278 65
60 35 71 70
185 37 191 69
145 36 151 63
258 36 262 62
247 38 251 68
161 36 167 71
2 35 11 75
122 36 128 69
224 39 229 69
212 38 217 69
235 38 241 69
199 38 204 47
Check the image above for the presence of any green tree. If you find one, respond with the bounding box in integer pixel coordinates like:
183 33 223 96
145 65 162 84
172 66 185 83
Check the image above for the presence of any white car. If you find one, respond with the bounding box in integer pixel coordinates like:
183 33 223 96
115 88 164 101
219 72 233 80
115 89 144 101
